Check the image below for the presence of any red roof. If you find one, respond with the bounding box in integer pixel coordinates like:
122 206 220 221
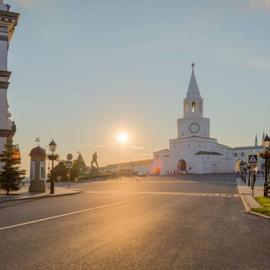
29 146 46 157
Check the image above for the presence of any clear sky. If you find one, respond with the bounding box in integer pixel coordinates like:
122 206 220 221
5 0 270 171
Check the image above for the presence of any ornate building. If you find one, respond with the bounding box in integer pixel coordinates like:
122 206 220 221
0 1 19 152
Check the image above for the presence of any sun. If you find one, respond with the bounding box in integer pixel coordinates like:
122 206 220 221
117 132 129 144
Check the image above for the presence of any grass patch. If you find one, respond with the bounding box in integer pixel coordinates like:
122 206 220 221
251 197 270 217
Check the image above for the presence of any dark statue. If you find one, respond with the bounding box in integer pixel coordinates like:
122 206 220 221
90 152 99 174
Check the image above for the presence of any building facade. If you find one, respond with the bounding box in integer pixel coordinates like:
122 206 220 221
105 159 153 176
0 1 19 153
152 64 264 175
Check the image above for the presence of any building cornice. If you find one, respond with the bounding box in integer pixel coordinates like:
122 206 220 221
0 35 8 41
0 81 9 89
0 10 19 25
0 70 11 79
170 136 217 143
232 146 263 150
196 151 223 156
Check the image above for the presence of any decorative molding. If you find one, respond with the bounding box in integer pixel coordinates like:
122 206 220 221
0 70 11 79
0 35 8 41
0 81 9 89
0 10 19 25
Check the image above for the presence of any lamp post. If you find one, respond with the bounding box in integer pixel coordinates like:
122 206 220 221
48 140 57 194
239 161 245 182
247 165 251 187
243 163 247 184
260 135 270 197
66 153 73 189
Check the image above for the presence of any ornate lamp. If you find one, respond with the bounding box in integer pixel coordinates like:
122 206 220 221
49 140 57 153
48 139 58 194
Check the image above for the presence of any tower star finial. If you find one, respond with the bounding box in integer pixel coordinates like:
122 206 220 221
35 137 40 146
191 63 195 71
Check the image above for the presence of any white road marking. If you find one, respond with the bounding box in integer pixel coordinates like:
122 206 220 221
110 180 198 183
86 190 239 198
0 195 152 232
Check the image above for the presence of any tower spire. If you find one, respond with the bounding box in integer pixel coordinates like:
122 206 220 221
262 131 265 142
255 134 258 147
186 63 201 99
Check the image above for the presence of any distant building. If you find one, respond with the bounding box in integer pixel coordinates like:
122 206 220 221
152 64 264 175
104 159 153 175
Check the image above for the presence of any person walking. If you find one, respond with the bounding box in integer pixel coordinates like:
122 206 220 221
251 170 257 197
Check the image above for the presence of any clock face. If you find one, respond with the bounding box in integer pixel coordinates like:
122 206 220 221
189 123 200 134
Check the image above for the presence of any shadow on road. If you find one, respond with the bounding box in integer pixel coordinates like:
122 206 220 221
0 197 45 210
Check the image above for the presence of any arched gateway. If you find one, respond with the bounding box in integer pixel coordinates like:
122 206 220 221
177 159 187 172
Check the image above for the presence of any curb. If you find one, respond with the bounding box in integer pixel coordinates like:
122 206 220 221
236 180 269 220
0 189 83 203
249 210 270 220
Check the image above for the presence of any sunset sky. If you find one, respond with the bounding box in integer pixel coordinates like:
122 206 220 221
6 0 270 171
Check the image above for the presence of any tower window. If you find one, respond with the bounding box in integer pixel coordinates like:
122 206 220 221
192 102 196 113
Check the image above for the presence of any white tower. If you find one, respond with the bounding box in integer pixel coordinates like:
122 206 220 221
0 1 19 151
177 63 210 138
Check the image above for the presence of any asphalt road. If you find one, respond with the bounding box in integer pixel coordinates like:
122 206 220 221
0 174 269 270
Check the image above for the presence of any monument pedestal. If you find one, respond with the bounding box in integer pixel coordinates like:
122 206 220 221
29 180 46 193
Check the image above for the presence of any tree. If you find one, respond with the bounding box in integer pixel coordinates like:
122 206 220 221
71 160 80 180
0 138 25 195
76 153 87 173
53 161 67 181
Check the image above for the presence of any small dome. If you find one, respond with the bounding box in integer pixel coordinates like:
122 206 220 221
29 146 46 157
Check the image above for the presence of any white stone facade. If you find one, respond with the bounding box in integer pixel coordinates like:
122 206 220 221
0 1 19 152
153 64 264 175
105 159 154 176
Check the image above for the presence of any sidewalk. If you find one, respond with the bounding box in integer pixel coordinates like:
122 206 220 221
0 186 83 203
236 177 269 219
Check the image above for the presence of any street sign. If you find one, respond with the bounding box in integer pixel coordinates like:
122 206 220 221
67 153 73 161
66 160 72 168
248 154 257 164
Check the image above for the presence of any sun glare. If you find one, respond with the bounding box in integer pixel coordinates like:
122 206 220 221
117 132 129 144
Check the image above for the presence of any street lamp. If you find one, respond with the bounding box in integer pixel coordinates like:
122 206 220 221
48 140 58 194
49 139 57 152
260 134 270 197
242 162 247 184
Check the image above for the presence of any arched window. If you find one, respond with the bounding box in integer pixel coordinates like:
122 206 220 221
192 102 196 113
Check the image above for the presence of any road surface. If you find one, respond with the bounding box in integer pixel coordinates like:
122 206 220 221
0 174 269 269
